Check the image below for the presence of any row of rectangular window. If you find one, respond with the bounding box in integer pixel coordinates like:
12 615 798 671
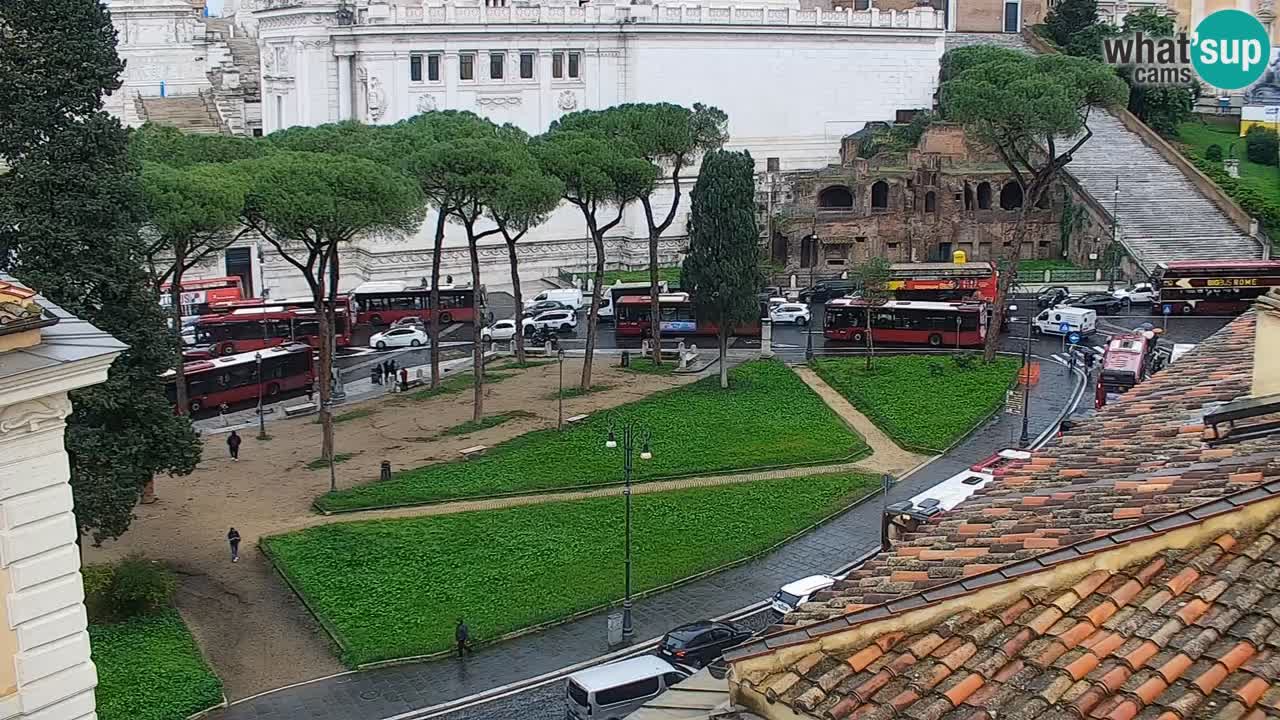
410 51 581 82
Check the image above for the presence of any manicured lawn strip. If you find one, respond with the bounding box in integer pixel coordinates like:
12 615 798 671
547 384 613 399
574 267 681 287
1177 120 1280 209
306 452 355 470
400 369 516 402
441 411 535 437
811 355 1020 452
1017 259 1080 277
269 473 876 666
316 361 864 511
620 358 677 375
90 610 224 720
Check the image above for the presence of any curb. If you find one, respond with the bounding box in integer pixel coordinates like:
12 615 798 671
185 694 230 720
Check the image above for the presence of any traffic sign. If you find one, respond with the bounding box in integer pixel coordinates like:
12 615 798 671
1058 321 1071 334
1067 331 1081 345
1162 304 1173 315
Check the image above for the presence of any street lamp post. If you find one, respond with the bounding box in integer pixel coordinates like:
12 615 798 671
557 348 566 430
255 352 267 440
606 423 651 641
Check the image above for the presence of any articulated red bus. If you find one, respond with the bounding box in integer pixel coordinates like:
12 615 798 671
823 298 988 348
615 293 762 339
166 342 314 414
886 262 999 304
351 281 482 326
1152 260 1280 316
208 295 354 315
160 276 244 322
192 306 353 356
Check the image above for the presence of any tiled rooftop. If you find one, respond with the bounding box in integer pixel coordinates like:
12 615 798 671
0 273 126 383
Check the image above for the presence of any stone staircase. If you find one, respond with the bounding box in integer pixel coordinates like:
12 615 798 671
137 94 226 135
204 17 260 102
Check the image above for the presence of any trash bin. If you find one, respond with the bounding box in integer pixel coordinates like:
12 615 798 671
380 461 392 482
621 351 631 368
607 612 624 646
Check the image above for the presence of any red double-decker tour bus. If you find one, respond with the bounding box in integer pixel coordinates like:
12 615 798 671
824 298 988 348
166 342 314 413
160 276 244 323
615 293 762 339
1152 260 1280 316
192 306 353 356
886 262 998 304
351 281 482 326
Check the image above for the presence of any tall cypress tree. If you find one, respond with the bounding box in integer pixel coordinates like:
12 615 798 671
0 0 201 544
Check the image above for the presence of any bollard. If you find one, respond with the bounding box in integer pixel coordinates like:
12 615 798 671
380 461 391 482
621 351 630 368
606 612 624 647
641 339 651 356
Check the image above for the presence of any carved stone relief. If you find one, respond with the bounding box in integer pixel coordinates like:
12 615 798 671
0 396 73 439
416 94 438 112
557 90 578 111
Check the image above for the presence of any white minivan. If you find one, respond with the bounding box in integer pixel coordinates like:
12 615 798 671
1033 306 1097 336
565 656 691 720
524 288 584 311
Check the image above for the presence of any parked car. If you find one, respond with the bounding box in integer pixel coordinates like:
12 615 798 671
770 574 837 615
522 299 572 318
390 316 425 329
524 288 584 311
565 656 690 720
1035 286 1071 309
369 326 430 349
770 303 812 325
1112 283 1155 305
481 319 519 342
523 309 578 335
798 280 856 304
656 620 753 669
1066 292 1125 315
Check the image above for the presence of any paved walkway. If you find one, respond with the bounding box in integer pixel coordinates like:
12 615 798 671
208 358 1080 720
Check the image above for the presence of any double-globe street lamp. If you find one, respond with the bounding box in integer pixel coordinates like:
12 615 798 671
606 423 652 641
1008 302 1033 447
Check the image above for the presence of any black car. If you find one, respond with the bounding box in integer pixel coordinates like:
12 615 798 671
798 280 857 304
521 299 571 317
656 620 753 669
1035 286 1071 309
1066 292 1124 315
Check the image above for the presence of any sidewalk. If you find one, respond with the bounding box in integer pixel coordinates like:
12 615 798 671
207 358 1080 720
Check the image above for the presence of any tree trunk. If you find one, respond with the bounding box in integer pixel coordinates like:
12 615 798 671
315 249 335 462
170 248 189 415
649 228 663 366
864 306 873 371
469 237 484 423
581 227 605 390
505 236 525 364
429 210 447 389
984 207 1033 362
718 324 729 389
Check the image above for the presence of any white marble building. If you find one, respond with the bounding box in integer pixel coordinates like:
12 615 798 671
148 0 947 298
0 276 127 720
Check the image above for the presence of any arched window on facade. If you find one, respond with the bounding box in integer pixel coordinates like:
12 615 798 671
800 234 818 268
771 231 789 265
870 181 889 209
964 183 974 211
976 182 992 210
1000 182 1024 210
924 191 937 213
817 185 854 209
1036 190 1051 209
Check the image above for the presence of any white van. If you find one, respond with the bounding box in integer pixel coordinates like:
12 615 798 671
565 656 690 720
524 288 584 311
1033 306 1097 336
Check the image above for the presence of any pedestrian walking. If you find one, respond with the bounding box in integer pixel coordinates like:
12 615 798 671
1067 349 1077 374
227 430 241 461
371 366 382 386
227 527 241 563
400 367 410 393
1083 351 1096 373
455 618 471 657
306 383 314 402
382 360 393 383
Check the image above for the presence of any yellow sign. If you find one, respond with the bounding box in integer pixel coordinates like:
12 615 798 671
1206 277 1258 287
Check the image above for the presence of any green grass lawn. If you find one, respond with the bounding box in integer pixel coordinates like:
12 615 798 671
620 358 678 375
1017 259 1080 277
811 355 1020 453
269 472 875 666
573 267 681 287
1177 119 1280 208
90 610 224 720
440 411 535 437
316 361 864 512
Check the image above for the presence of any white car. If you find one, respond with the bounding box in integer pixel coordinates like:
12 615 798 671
369 327 429 349
770 574 837 615
770 303 812 325
481 319 519 342
522 309 578 335
1112 283 1156 305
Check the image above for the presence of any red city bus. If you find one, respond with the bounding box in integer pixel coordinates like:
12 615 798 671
351 281 482 326
1099 332 1159 396
614 293 762 338
208 295 354 315
1152 260 1280 316
824 298 988 348
886 262 998 304
166 342 314 413
192 306 353 356
160 276 244 322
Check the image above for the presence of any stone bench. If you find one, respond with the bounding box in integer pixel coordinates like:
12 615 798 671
460 445 488 459
283 403 317 417
566 414 589 424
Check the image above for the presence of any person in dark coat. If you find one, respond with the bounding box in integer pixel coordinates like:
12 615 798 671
228 527 241 563
400 367 410 393
455 618 471 657
227 430 242 461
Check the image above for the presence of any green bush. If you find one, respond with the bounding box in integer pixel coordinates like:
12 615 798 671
91 610 224 720
82 564 115 624
268 473 876 666
108 555 176 619
317 361 865 512
1205 144 1223 162
1245 126 1279 167
811 355 1021 452
1187 154 1280 235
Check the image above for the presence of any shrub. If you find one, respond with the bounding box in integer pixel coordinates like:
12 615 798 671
82 564 115 624
1245 126 1279 166
1187 154 1280 235
91 610 224 720
108 555 176 619
1205 144 1223 162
